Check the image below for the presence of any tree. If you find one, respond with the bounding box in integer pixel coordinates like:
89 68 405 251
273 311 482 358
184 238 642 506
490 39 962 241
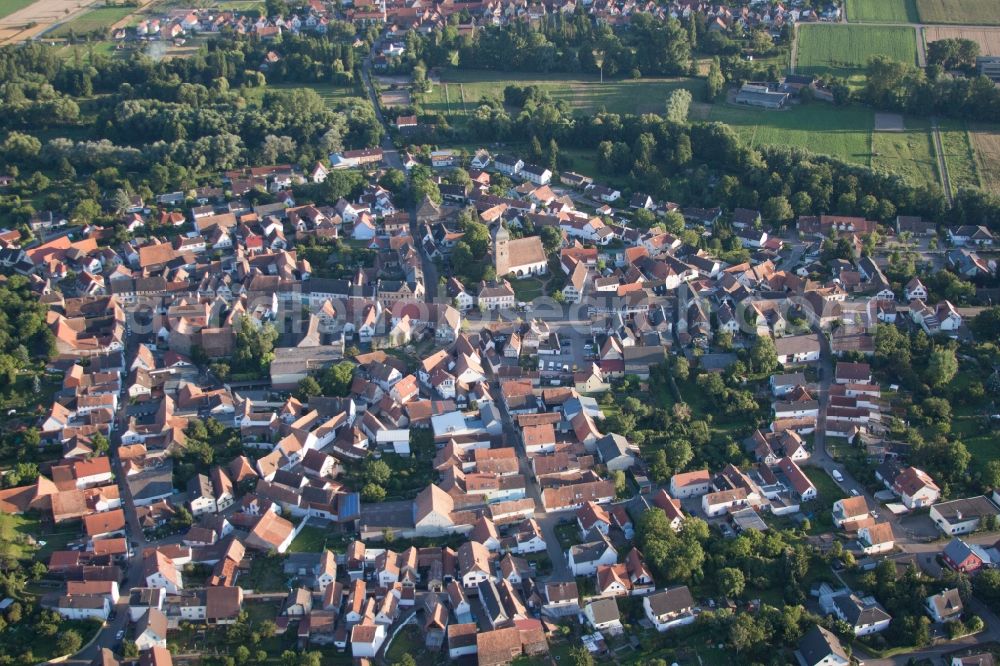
361 483 386 502
973 569 1000 603
749 335 778 374
296 376 322 400
320 361 355 396
56 630 82 656
233 316 278 376
763 195 794 225
611 469 627 497
706 58 725 101
569 645 595 666
392 656 417 666
924 346 958 387
665 88 693 124
71 198 101 223
365 459 392 485
717 567 746 598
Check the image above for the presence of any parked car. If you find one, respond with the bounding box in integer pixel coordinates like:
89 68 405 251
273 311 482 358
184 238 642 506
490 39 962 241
832 470 844 482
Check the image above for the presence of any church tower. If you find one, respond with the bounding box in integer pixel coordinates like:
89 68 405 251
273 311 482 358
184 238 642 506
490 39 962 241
493 222 510 276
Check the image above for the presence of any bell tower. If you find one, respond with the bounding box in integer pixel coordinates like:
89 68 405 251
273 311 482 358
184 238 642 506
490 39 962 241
493 222 510 276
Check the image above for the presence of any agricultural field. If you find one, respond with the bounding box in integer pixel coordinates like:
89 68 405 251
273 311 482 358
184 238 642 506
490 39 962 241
423 69 706 117
846 0 918 23
47 5 134 37
0 0 36 20
969 122 1000 194
916 0 1000 25
871 116 940 188
937 118 981 191
924 26 1000 55
707 103 874 166
795 24 918 76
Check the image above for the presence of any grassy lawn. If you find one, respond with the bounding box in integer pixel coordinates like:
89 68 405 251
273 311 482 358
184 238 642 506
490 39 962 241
804 467 847 504
916 0 1000 24
0 0 36 20
555 522 582 549
938 117 981 191
242 554 288 592
425 70 706 117
509 277 544 302
48 6 135 37
54 40 121 62
384 625 436 664
707 103 874 166
796 24 918 77
0 513 78 561
872 116 940 188
286 525 331 554
847 0 919 22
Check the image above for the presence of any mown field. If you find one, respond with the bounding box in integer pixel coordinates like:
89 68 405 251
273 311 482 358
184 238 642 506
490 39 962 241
707 103 874 166
0 0 35 20
937 118 981 191
424 69 706 117
871 116 940 188
924 26 1000 55
48 5 134 36
796 24 918 76
846 0 919 23
916 0 1000 25
969 122 1000 194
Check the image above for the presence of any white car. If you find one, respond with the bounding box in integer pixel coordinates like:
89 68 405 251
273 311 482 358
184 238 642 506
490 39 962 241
832 470 844 482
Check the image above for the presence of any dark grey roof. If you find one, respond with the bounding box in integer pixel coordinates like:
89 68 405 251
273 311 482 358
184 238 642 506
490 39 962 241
798 625 848 666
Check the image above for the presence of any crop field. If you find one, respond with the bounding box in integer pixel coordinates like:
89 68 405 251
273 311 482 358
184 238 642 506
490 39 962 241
48 5 134 36
916 0 1000 25
424 69 706 117
924 26 1000 55
707 103 874 166
846 0 918 23
969 123 1000 194
796 25 918 76
937 118 981 191
871 116 940 188
0 0 36 20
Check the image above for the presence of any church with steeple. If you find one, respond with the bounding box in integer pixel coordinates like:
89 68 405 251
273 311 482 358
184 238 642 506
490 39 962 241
491 222 547 278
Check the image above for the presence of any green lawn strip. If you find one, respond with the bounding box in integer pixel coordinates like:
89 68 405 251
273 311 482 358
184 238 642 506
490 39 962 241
937 117 981 191
796 24 918 76
707 103 875 167
872 116 940 188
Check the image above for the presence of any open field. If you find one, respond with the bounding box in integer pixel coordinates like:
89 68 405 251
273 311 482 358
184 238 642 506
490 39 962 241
846 0 918 23
924 26 1000 55
0 0 95 44
424 69 705 117
47 5 132 36
937 118 981 191
707 103 874 166
916 0 1000 25
796 24 918 76
969 123 1000 194
872 116 940 188
0 0 36 20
